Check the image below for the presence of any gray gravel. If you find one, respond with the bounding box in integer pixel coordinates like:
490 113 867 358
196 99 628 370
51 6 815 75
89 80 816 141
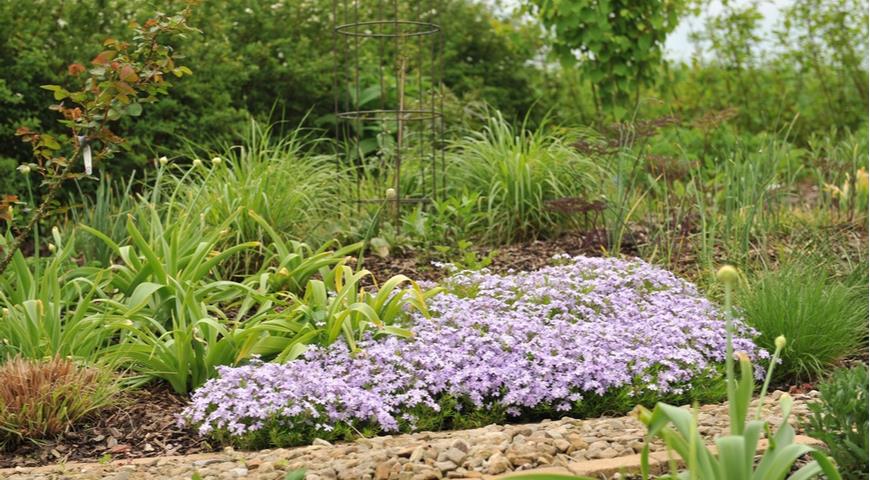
2 391 815 480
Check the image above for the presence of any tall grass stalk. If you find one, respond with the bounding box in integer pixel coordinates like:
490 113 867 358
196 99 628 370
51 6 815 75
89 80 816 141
447 110 603 244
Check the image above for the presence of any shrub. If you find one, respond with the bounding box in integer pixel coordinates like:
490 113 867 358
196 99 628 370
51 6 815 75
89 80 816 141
0 356 118 446
738 261 867 382
183 256 764 447
804 364 869 479
447 110 604 244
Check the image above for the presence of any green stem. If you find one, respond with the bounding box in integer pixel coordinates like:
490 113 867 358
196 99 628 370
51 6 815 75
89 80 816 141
755 344 783 420
0 159 77 277
724 280 737 435
25 175 40 281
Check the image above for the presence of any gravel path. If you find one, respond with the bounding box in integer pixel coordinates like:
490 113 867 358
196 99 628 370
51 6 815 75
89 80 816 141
2 391 815 480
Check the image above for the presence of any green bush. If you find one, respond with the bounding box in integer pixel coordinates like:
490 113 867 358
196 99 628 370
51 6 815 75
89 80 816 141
738 262 867 382
0 0 542 196
804 364 869 479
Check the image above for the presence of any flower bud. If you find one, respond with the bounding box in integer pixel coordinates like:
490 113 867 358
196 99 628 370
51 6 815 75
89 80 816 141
51 226 59 237
17 165 31 174
775 335 786 350
211 156 222 166
159 156 169 166
716 265 739 285
192 158 203 168
385 188 397 200
47 243 56 253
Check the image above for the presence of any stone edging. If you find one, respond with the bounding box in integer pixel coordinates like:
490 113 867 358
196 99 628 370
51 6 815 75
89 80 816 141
493 434 824 479
1 391 817 480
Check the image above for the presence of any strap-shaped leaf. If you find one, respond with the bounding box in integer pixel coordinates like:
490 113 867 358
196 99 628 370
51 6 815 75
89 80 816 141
716 435 749 480
755 443 815 480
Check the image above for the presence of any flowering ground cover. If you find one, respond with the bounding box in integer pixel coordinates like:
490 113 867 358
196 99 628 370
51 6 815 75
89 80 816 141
182 256 767 448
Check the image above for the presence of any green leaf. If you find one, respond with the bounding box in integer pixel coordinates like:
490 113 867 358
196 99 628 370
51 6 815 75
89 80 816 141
127 103 143 116
284 470 306 480
41 135 61 150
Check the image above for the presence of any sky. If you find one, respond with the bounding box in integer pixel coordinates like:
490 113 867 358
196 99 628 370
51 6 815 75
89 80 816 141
665 0 790 60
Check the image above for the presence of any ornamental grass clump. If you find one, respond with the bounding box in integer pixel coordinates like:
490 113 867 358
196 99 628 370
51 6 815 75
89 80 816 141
0 356 118 447
183 256 767 447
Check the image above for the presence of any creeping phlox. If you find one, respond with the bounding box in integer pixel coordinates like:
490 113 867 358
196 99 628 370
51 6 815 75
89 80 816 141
183 256 766 437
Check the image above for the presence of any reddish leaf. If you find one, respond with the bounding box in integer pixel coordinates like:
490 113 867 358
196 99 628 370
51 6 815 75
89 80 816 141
119 65 139 83
107 444 132 454
67 63 86 76
91 50 117 66
114 81 136 96
0 194 18 222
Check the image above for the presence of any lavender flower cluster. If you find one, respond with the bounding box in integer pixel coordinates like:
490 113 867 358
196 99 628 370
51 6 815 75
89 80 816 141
182 256 766 438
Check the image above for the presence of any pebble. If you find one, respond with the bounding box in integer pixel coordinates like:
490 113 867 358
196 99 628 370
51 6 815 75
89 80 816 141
1 392 811 480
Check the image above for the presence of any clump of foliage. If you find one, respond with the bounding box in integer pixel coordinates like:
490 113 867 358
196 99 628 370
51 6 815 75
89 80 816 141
804 364 869 479
737 260 867 382
530 0 686 112
636 265 841 480
0 226 122 362
178 119 352 253
0 5 196 275
0 356 118 447
447 111 603 244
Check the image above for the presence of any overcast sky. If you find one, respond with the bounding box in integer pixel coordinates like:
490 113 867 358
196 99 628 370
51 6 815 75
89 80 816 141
665 0 788 60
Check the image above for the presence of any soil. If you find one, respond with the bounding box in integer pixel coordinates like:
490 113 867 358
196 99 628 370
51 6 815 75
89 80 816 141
0 384 212 468
361 227 642 286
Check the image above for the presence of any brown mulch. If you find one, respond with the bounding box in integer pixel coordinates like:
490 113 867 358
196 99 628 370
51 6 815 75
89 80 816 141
361 227 643 285
0 384 213 468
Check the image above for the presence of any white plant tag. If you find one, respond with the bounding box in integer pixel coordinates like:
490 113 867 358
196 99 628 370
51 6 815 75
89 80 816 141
78 135 92 175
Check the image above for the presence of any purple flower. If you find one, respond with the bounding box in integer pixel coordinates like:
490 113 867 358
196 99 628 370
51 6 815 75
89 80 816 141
182 256 765 438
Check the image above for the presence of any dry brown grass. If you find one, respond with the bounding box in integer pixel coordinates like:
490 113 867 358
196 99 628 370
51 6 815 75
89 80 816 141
0 356 118 445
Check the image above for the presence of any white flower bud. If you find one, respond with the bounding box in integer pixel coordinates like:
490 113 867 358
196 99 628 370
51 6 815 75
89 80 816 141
18 165 31 174
192 158 203 168
385 188 397 200
48 243 56 253
159 156 169 166
211 157 222 166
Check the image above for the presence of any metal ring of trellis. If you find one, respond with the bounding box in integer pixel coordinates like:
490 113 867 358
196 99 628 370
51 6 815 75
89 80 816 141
332 0 445 215
335 20 441 38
